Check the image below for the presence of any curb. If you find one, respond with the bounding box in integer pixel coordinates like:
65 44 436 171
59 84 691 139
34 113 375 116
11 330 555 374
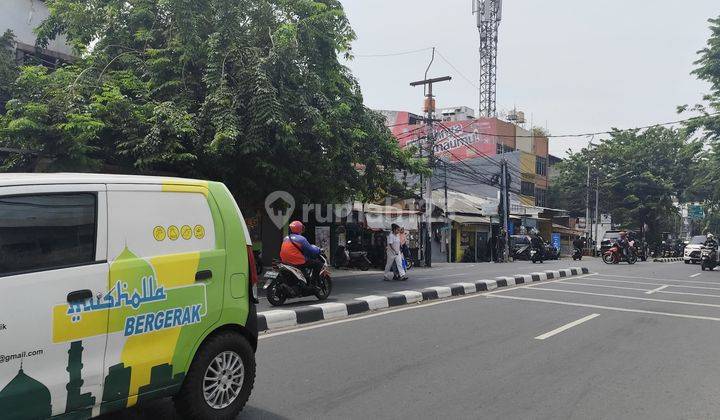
653 257 683 263
257 267 590 333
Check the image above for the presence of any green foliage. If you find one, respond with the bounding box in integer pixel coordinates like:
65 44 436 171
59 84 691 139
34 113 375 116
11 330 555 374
548 127 701 243
0 30 18 114
680 15 720 209
0 0 422 206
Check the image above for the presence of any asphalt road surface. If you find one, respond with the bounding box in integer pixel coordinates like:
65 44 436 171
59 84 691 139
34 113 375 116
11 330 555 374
104 258 720 419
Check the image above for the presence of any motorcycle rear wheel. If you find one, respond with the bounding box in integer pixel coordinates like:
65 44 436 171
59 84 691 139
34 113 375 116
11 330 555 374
266 280 287 306
627 254 637 265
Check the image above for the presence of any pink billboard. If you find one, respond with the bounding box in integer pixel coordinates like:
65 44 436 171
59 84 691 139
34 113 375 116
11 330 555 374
388 115 511 162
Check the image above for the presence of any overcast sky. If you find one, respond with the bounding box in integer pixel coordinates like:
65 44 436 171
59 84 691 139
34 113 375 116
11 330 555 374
339 0 718 157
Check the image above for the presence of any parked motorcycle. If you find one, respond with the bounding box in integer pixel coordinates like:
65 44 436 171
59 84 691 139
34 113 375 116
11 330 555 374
333 240 371 271
603 243 637 265
263 253 332 306
701 246 719 271
572 248 583 261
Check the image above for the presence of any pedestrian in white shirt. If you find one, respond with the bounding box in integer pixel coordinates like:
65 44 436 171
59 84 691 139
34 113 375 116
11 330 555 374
384 224 408 281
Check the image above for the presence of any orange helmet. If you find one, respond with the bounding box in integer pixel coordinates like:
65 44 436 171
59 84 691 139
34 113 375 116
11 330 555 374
289 220 304 234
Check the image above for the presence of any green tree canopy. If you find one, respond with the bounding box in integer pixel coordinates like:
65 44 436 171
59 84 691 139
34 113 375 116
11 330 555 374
548 127 702 242
0 0 423 206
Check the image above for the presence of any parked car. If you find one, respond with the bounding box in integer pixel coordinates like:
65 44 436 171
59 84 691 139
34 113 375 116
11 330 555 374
684 235 707 264
600 230 623 254
510 235 532 260
0 174 259 419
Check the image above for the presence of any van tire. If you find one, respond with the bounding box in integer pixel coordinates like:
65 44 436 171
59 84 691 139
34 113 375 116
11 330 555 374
175 332 256 420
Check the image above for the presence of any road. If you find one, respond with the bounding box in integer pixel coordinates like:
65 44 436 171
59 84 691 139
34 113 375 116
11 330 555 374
105 258 720 419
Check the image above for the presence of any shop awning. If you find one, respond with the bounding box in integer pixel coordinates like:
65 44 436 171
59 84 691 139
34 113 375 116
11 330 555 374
364 212 419 231
552 223 585 235
448 214 491 225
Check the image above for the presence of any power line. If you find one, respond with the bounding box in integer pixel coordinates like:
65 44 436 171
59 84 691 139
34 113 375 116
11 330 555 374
456 112 720 139
352 47 434 58
435 49 480 91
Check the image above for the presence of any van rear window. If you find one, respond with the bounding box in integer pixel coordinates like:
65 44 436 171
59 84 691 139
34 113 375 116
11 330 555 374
0 193 96 276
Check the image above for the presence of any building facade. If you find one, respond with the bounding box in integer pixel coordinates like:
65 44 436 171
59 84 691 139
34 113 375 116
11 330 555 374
0 0 74 66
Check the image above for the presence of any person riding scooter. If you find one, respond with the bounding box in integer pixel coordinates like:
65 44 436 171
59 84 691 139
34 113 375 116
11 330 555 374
572 236 586 260
616 231 632 261
704 233 719 250
280 221 323 289
530 232 545 263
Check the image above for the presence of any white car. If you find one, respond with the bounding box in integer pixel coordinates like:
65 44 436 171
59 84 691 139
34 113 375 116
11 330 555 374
684 235 707 264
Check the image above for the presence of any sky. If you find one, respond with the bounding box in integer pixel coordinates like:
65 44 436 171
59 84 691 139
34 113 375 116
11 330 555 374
339 0 719 157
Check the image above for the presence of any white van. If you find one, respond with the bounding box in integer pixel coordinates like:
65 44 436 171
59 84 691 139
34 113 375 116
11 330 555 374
0 174 259 419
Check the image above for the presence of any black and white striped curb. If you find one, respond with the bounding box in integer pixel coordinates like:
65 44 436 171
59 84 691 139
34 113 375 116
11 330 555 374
257 267 590 332
653 257 684 262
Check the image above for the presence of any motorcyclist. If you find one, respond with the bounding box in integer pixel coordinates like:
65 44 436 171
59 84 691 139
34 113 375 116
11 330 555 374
573 236 586 252
530 231 545 263
616 231 631 260
280 221 323 288
704 233 718 249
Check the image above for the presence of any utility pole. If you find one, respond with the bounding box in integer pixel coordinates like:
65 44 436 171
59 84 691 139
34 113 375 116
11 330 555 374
585 161 591 252
410 75 452 268
594 176 600 256
444 162 451 263
500 159 511 262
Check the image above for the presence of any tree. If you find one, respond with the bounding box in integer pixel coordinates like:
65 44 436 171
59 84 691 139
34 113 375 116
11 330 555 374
548 127 701 243
0 30 18 114
0 0 423 206
673 14 720 233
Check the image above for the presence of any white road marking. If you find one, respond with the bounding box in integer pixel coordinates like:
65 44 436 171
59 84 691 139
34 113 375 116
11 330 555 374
590 273 720 286
657 289 720 298
556 281 650 292
646 285 669 295
690 273 702 278
488 294 720 322
588 277 720 292
534 314 600 340
525 286 720 309
590 275 720 288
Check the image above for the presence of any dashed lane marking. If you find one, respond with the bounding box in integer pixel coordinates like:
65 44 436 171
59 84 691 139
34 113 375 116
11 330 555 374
646 285 669 295
534 314 600 340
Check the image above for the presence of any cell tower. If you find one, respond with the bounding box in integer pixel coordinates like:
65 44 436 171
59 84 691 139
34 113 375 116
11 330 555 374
474 0 502 117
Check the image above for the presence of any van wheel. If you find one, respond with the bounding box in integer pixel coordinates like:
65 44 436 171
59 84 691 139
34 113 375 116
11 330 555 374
175 332 256 420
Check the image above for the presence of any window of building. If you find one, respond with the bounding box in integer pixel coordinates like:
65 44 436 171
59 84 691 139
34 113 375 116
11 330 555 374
496 143 516 154
521 181 535 197
536 157 547 176
535 188 547 207
0 193 97 276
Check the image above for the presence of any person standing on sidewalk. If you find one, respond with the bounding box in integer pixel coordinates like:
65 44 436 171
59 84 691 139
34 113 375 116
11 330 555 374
384 224 408 281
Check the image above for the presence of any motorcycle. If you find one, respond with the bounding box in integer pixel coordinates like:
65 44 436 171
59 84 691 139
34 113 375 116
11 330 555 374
572 248 583 261
530 247 543 264
263 253 332 306
701 246 719 271
603 242 637 265
333 240 372 271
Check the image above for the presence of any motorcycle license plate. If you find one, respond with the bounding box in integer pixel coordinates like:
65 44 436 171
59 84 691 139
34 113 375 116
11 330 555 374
264 271 279 280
